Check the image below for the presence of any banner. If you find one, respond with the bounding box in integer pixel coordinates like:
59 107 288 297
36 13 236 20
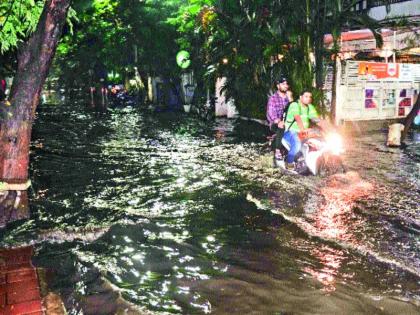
358 62 399 80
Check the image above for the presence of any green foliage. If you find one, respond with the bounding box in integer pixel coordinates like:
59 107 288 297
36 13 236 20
0 0 44 53
54 0 188 89
172 1 294 117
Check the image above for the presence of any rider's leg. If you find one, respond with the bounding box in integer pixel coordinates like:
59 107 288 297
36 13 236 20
274 127 285 156
283 131 301 164
271 124 285 158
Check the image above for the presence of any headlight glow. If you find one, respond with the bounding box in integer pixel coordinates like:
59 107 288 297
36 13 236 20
325 133 344 155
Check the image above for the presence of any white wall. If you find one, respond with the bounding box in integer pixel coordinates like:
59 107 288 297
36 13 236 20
215 77 228 117
368 0 420 20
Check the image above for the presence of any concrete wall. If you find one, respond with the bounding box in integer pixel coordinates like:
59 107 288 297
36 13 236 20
368 0 420 20
215 77 239 118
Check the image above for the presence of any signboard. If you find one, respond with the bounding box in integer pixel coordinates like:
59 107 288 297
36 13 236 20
176 50 191 69
358 62 399 80
400 63 420 82
400 64 412 81
337 60 420 123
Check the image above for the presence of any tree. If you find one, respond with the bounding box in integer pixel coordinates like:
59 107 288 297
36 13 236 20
317 0 383 121
170 0 387 120
0 0 44 79
54 0 184 93
0 0 71 183
402 94 420 142
171 0 290 118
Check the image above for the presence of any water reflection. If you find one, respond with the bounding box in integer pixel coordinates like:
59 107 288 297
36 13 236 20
303 245 347 293
68 217 227 313
308 172 373 243
303 172 373 291
266 171 374 292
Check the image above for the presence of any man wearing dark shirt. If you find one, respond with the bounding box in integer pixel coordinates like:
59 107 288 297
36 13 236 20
266 76 292 167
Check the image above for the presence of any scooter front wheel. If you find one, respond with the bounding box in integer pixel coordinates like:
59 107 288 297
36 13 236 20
319 155 345 176
296 159 309 175
317 156 328 177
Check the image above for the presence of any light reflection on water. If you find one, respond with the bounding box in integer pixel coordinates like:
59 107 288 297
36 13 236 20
307 172 373 243
300 173 370 292
303 245 347 293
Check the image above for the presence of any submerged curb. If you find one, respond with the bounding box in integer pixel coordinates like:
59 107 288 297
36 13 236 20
0 247 66 315
0 180 31 192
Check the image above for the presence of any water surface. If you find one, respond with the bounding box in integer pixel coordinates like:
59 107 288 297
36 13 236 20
0 101 419 314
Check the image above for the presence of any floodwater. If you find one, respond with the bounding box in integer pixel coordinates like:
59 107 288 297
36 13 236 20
0 100 419 314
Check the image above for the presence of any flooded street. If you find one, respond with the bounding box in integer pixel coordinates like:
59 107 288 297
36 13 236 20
0 100 419 314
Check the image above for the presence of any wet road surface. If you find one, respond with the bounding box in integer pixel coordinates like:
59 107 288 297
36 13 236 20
0 101 419 314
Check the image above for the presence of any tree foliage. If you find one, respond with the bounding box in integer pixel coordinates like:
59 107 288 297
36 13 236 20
1 0 386 118
0 0 44 53
169 0 384 118
53 0 187 89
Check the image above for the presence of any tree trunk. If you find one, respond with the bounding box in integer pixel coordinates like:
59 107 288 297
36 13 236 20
401 94 420 142
330 56 338 124
0 191 29 228
0 0 71 183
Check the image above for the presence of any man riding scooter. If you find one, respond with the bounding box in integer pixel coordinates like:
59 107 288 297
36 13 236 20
282 90 329 173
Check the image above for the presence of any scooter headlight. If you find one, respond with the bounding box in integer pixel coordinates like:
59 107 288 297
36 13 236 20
325 133 344 155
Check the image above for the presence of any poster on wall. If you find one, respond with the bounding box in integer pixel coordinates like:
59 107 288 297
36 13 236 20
365 88 378 108
399 89 413 107
383 89 396 108
358 62 399 80
399 98 412 107
398 88 414 116
398 107 405 116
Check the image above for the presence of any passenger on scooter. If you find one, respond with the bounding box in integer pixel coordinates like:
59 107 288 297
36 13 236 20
266 76 293 167
283 90 321 171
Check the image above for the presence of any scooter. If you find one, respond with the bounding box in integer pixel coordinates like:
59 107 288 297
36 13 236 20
279 129 346 176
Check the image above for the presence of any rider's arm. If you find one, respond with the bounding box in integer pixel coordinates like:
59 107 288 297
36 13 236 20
308 105 331 131
314 118 327 128
286 90 293 102
294 115 305 131
266 96 279 124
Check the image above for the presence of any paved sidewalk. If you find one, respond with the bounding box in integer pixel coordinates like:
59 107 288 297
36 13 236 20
0 247 43 315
